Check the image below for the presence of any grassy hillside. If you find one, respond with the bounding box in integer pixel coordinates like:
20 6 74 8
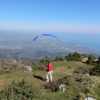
0 61 100 100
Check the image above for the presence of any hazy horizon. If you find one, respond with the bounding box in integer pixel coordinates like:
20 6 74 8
0 0 100 50
0 31 100 51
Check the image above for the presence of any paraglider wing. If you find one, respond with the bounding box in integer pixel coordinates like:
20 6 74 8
33 34 59 41
33 36 39 41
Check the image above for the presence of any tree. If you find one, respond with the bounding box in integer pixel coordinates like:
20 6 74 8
86 55 96 65
65 52 82 62
55 56 65 61
90 56 100 76
55 56 59 61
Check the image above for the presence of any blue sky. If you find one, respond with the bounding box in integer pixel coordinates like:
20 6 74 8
0 0 100 50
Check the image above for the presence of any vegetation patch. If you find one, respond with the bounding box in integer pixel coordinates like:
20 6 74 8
0 79 40 100
0 53 100 99
74 66 92 74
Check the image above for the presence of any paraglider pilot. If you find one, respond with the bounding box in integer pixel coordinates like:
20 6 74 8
45 54 48 58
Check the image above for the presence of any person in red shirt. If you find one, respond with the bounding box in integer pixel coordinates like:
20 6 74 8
46 60 53 82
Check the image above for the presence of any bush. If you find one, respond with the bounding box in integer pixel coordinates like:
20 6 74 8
94 84 100 98
65 52 82 62
86 55 97 65
0 79 40 100
90 63 100 76
32 63 45 71
74 74 83 82
66 86 81 100
55 56 65 61
57 76 71 85
74 73 94 85
42 81 58 92
74 67 91 74
42 76 71 92
0 69 11 75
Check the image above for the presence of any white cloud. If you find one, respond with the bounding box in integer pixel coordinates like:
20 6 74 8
0 22 100 33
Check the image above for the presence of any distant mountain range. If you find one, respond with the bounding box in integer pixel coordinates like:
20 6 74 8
0 32 100 59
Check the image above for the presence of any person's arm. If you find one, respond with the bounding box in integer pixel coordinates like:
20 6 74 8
46 64 49 71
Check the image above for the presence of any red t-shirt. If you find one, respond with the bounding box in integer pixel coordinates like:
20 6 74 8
46 63 52 71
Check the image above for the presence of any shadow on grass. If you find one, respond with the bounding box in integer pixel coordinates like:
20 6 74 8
33 74 46 81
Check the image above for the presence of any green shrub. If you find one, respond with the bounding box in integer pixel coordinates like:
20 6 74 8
32 63 45 71
0 69 11 75
74 66 91 74
55 56 65 61
90 65 100 76
65 52 82 62
66 86 81 100
86 55 97 65
94 84 100 99
74 74 83 82
0 79 40 100
57 76 71 85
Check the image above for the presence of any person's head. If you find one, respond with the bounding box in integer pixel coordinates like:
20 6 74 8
47 60 50 63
